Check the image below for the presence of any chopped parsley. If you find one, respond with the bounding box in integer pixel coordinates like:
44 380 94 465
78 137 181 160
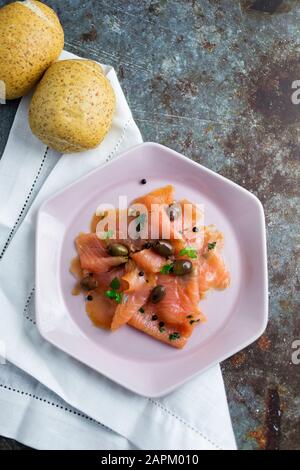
208 241 217 251
138 307 145 314
110 277 120 290
169 332 181 341
159 327 166 333
189 319 200 325
160 263 173 274
105 289 122 304
105 276 123 303
179 247 197 259
186 315 193 319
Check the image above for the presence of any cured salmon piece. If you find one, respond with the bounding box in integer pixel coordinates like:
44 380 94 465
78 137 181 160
201 225 225 254
131 185 185 249
131 248 166 273
133 185 174 209
121 260 147 292
76 233 127 273
86 291 116 329
69 256 83 279
111 262 156 331
198 251 230 293
94 266 126 290
128 307 192 349
152 272 203 333
148 205 185 251
176 199 204 251
93 209 147 252
198 225 230 293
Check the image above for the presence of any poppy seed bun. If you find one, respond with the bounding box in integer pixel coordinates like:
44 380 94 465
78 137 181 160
0 1 64 99
29 59 116 153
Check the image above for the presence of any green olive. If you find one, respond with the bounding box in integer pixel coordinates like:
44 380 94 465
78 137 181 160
149 285 166 304
107 243 129 257
152 240 174 257
172 259 193 275
80 275 98 291
167 203 181 221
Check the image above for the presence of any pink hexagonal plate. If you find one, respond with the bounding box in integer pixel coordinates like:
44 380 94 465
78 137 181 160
35 142 268 397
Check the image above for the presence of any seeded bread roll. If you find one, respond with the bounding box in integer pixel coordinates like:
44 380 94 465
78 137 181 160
0 0 64 100
29 59 116 153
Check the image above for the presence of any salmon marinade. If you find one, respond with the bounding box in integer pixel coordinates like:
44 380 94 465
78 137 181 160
70 185 230 348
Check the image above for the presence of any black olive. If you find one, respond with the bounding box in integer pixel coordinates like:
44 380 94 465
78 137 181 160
151 314 158 321
159 321 165 327
139 271 144 276
192 226 199 232
107 243 128 257
172 259 193 275
167 203 181 221
80 276 98 291
152 240 174 258
149 285 166 303
140 178 147 184
86 295 93 301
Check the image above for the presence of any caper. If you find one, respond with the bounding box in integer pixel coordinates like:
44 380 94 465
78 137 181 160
172 259 193 275
149 285 166 304
107 243 128 257
143 242 152 249
167 203 181 222
80 276 98 291
152 240 174 257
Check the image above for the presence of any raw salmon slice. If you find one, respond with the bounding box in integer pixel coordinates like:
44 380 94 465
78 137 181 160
152 272 203 333
111 261 156 331
76 233 127 273
133 185 174 208
131 248 166 273
198 225 230 293
86 291 116 329
94 266 126 290
128 307 192 349
198 251 230 293
176 198 204 251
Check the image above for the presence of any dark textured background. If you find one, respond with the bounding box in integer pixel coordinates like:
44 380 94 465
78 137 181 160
0 0 299 450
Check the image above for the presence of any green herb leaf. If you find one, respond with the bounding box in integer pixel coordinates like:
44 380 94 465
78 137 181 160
159 327 166 333
179 247 197 259
160 263 173 274
189 319 200 325
138 307 145 313
186 315 193 319
169 332 181 341
110 277 120 290
105 289 116 299
105 289 122 304
208 241 217 251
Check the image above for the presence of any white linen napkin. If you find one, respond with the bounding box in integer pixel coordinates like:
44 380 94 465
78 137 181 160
0 50 236 450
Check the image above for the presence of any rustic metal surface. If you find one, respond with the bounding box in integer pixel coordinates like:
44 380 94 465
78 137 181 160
0 0 299 450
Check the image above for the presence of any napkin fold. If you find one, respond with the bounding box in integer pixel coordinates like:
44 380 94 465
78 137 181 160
0 50 236 450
